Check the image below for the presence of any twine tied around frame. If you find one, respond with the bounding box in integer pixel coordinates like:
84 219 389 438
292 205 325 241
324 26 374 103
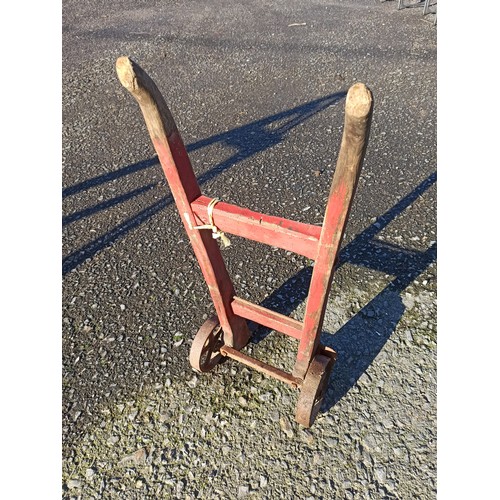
192 198 231 248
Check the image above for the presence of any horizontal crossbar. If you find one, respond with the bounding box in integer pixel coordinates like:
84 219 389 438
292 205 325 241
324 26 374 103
231 296 303 340
191 195 321 260
220 345 302 388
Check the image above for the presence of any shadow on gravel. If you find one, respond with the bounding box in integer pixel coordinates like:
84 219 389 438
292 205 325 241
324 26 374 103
62 91 346 275
321 240 436 411
251 172 437 412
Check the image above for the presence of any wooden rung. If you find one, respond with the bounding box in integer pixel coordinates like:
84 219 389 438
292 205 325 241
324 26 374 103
231 296 303 340
191 195 321 260
220 345 302 388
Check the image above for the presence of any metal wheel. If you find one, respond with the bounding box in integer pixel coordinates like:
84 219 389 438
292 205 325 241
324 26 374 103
295 353 335 427
189 315 225 372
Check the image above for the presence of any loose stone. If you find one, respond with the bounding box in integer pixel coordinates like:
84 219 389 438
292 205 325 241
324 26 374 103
66 479 82 490
279 416 294 438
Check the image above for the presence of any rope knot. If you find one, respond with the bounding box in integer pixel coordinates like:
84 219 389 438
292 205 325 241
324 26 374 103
192 198 231 247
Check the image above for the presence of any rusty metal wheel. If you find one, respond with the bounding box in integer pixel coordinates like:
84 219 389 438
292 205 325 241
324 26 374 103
295 353 335 427
189 315 225 372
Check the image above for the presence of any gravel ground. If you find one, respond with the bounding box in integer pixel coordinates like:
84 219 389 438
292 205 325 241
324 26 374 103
62 0 436 498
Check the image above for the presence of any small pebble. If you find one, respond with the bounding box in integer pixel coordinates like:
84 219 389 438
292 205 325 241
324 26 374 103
67 479 82 490
279 416 294 438
107 435 119 445
270 410 280 422
375 467 387 483
187 376 198 388
238 485 249 498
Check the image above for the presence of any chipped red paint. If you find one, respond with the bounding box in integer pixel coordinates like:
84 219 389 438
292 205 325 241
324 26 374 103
151 137 250 349
294 181 350 378
191 195 321 259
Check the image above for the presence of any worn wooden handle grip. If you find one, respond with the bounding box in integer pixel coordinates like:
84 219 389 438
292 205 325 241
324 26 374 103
345 82 373 120
327 82 373 223
321 81 373 248
338 83 373 177
341 82 373 162
116 56 178 141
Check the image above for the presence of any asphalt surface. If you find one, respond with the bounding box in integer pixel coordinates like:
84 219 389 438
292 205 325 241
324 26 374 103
62 1 437 498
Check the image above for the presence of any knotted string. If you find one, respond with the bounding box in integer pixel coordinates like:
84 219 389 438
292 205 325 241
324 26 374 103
193 198 231 247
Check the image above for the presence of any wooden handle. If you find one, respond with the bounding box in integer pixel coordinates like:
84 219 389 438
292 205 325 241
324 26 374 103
116 56 251 349
115 56 201 202
293 82 373 379
325 82 373 234
318 81 373 259
338 82 373 178
116 56 178 141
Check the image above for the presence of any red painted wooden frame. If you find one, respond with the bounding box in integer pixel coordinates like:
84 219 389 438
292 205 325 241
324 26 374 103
116 56 373 382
